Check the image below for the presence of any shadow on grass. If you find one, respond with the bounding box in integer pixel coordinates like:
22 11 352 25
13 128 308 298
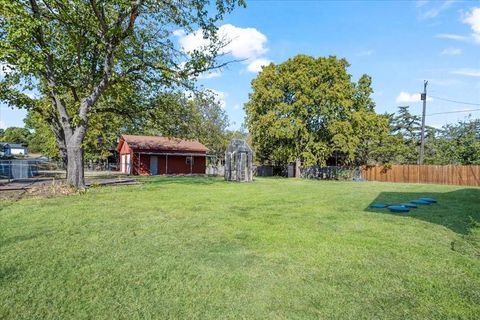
0 266 19 284
0 230 55 248
136 175 225 186
365 188 480 235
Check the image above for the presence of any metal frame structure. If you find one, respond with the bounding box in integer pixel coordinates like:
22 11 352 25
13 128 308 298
224 140 253 182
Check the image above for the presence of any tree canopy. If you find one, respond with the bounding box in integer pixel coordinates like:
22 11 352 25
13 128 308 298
425 117 480 165
25 89 233 163
245 55 480 169
245 54 388 170
0 126 31 145
0 0 244 187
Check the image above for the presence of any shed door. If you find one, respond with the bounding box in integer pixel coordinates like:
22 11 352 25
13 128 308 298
121 154 126 173
126 154 131 174
150 156 158 175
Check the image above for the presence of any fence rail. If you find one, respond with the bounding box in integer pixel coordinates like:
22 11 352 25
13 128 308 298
301 166 363 181
0 160 40 181
0 159 119 182
361 165 480 187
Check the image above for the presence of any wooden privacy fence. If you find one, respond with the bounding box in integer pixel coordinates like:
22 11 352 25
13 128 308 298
361 165 480 187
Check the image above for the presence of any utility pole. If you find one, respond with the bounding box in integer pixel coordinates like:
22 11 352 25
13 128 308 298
419 80 428 165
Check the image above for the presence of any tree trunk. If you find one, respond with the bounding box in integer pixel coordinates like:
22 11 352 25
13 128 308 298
59 147 68 170
295 157 302 178
66 143 85 189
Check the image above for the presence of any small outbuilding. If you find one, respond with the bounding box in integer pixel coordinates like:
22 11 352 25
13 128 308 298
0 143 28 156
224 139 253 182
116 135 209 175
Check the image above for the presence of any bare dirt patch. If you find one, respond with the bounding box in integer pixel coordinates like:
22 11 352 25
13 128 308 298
0 175 138 201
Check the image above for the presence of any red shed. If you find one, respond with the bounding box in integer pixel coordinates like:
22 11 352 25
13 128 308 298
117 135 209 175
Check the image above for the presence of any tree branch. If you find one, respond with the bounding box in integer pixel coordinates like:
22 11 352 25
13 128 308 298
93 107 136 122
29 0 73 138
75 1 143 138
89 0 108 37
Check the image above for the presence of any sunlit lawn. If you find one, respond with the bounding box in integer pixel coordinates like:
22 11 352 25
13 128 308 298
1 176 479 319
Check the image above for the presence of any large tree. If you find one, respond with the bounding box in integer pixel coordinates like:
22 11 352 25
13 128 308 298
26 89 232 163
139 90 231 160
0 126 31 145
25 101 130 161
245 55 386 173
390 106 421 163
425 118 480 165
0 0 243 188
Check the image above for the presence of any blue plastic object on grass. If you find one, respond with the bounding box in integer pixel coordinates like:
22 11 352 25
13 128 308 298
411 199 431 205
369 204 388 208
401 203 418 208
388 205 410 213
419 197 437 203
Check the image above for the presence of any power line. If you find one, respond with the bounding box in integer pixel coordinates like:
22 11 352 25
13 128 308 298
428 95 480 106
427 108 480 116
419 80 428 165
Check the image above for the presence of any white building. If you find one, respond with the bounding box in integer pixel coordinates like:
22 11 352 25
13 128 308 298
0 143 28 156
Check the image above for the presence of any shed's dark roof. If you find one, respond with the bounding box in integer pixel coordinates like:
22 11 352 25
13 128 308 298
0 142 27 149
119 135 208 152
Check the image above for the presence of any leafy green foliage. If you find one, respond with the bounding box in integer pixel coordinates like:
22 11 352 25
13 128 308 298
0 0 244 187
25 106 128 161
425 117 480 165
0 126 31 145
377 107 479 165
139 90 231 160
389 106 422 163
25 90 233 162
245 55 387 166
24 112 59 156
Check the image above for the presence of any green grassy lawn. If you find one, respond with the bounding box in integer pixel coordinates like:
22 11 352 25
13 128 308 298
1 177 479 319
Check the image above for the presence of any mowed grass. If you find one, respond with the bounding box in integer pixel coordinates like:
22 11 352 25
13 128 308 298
1 177 479 319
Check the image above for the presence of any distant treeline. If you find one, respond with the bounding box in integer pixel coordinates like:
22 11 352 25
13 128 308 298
245 55 479 167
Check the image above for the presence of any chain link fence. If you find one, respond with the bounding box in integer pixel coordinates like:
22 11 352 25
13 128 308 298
301 166 364 181
0 160 41 181
0 159 120 182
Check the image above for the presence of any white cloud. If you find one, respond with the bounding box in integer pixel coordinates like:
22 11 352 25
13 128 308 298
198 70 222 79
175 59 222 79
247 58 271 73
0 120 6 129
419 0 456 19
463 7 480 44
172 29 185 37
416 0 429 8
220 24 268 60
451 68 480 77
24 90 38 99
396 91 432 103
207 89 227 109
0 63 13 77
357 50 374 56
435 7 480 45
435 33 470 42
233 104 241 110
175 24 270 73
441 47 462 55
177 24 268 59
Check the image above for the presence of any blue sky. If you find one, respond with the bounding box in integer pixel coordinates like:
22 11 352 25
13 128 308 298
1 0 479 130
